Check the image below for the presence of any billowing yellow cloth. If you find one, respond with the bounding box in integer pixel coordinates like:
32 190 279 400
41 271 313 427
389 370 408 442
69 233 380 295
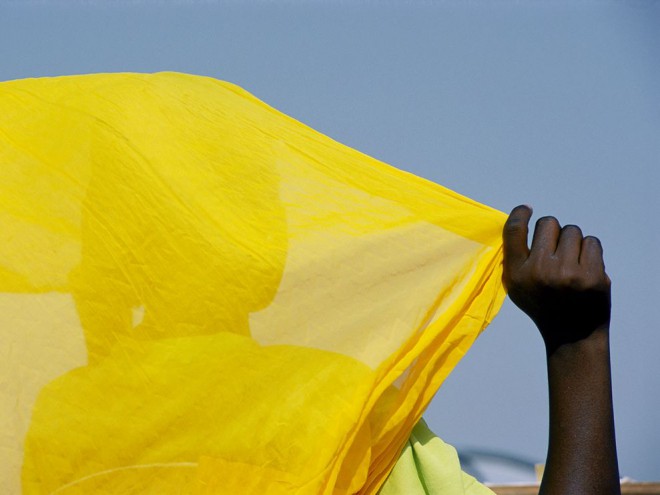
0 73 505 495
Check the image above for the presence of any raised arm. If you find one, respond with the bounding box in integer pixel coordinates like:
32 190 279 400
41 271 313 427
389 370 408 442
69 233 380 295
502 205 620 495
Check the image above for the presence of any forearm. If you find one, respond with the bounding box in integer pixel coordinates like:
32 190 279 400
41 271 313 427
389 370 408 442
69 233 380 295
540 327 620 495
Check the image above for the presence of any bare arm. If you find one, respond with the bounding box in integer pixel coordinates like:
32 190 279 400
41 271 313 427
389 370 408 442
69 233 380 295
503 205 620 495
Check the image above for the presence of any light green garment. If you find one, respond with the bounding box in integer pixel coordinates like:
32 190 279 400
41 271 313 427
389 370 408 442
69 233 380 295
379 420 495 495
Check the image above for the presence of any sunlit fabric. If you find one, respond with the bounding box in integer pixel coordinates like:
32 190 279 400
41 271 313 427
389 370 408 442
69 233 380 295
0 72 505 494
379 420 494 495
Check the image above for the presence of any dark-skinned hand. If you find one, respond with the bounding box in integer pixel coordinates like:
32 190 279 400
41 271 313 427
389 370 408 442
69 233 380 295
502 205 611 354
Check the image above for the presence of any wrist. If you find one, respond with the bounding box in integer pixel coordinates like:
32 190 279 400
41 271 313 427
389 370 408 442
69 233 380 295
545 324 610 362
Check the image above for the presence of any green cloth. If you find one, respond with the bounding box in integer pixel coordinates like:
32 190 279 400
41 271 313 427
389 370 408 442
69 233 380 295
379 420 495 495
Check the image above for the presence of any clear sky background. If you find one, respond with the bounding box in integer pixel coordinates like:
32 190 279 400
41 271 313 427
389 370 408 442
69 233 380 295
2 0 658 483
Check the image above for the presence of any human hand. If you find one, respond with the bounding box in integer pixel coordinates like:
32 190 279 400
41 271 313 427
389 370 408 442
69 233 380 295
502 205 611 355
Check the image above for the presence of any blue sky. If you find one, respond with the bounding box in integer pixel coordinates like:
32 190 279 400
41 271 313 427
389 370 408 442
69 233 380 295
2 0 659 482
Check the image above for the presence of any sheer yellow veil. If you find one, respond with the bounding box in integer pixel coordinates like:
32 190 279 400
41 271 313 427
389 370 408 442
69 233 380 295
0 73 505 494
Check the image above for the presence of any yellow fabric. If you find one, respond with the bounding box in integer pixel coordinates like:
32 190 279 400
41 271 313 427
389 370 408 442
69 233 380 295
0 72 506 495
379 419 494 495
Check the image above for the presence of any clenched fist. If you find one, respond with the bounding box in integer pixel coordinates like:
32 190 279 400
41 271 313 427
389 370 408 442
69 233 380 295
502 205 611 355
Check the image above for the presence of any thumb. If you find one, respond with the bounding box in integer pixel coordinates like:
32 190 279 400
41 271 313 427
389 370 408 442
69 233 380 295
503 204 532 269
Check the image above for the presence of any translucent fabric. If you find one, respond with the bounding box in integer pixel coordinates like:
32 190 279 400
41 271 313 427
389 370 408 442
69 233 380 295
0 73 506 495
